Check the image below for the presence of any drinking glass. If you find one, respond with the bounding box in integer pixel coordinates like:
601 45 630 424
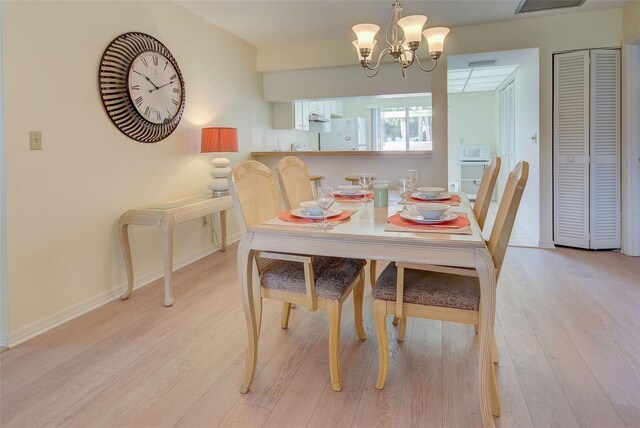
397 178 414 214
316 187 335 229
359 174 373 203
407 169 418 187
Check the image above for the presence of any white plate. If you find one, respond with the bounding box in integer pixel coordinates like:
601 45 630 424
399 211 458 224
333 190 367 196
410 192 452 201
291 208 342 219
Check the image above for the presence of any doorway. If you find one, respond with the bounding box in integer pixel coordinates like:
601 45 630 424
447 48 540 246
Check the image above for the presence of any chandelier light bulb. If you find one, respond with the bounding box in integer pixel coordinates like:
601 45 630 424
423 27 450 58
352 23 380 51
398 15 427 45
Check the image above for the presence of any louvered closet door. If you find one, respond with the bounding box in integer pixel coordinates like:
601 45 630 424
553 51 590 248
590 49 620 249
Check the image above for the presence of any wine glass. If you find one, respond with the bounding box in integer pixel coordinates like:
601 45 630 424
359 174 373 203
397 178 414 214
316 187 335 229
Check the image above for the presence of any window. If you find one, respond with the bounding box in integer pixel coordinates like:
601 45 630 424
372 106 432 151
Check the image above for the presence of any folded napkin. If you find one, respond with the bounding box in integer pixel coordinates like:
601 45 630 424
333 192 374 202
408 194 461 205
262 209 357 228
384 212 472 235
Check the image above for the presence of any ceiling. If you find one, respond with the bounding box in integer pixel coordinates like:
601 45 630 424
174 0 629 47
448 65 519 93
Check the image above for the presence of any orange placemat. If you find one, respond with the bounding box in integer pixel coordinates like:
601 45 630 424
332 192 374 202
277 209 355 224
386 212 471 234
408 194 461 204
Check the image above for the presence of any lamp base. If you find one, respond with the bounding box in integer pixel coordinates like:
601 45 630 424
211 190 230 197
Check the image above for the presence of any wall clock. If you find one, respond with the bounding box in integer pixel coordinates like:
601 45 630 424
98 32 186 143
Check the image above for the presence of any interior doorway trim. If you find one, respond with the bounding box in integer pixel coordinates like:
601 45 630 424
622 42 640 256
0 2 8 347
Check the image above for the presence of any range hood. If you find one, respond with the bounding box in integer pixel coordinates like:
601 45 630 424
309 113 329 123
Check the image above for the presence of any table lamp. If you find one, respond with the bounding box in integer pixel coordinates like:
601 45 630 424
201 127 239 196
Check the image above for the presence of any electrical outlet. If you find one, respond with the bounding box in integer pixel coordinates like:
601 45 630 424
30 131 43 150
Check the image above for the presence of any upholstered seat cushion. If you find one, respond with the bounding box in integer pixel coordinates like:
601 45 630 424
372 263 480 311
260 257 366 300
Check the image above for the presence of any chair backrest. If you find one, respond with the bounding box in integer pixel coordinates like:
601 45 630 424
275 156 315 209
473 156 501 230
487 161 529 274
229 160 281 234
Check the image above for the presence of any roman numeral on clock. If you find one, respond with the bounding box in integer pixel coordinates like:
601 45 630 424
131 85 140 90
172 99 178 106
134 96 143 107
172 88 179 93
153 55 158 66
144 106 150 117
156 111 161 121
141 57 148 67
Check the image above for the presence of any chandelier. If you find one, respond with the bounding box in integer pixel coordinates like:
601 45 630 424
352 1 450 77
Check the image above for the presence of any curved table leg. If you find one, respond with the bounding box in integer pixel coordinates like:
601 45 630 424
476 248 497 428
161 215 176 307
119 214 134 301
238 234 258 394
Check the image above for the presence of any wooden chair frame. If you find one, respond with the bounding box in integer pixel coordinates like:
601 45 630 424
373 161 529 419
230 160 366 392
275 156 316 210
473 156 502 231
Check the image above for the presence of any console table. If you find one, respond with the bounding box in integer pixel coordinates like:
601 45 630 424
119 194 233 306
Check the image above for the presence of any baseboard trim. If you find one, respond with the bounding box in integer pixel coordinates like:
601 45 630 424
6 234 240 348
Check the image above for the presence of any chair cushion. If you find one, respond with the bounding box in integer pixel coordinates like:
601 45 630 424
260 257 366 300
372 263 480 311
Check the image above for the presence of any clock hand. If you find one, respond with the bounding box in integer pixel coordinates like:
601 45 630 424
149 80 175 93
141 74 160 90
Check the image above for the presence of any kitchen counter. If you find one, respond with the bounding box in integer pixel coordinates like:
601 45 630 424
251 150 432 157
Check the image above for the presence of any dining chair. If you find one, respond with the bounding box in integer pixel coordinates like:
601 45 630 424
473 155 501 230
275 156 316 209
230 160 367 392
371 161 529 417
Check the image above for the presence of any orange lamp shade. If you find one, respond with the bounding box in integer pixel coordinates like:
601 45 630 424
200 127 239 153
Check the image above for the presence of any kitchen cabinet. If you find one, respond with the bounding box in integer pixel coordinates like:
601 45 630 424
272 101 309 131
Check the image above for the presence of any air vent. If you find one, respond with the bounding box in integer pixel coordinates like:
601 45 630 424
515 0 586 14
468 60 497 68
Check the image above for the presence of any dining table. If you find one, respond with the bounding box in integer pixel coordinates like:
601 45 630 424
235 194 498 428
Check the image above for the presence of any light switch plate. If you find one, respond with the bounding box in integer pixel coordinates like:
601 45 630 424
30 131 42 150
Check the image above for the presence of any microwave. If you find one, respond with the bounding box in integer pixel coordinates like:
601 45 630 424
460 145 491 162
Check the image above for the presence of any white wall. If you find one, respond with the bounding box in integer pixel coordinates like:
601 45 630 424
509 50 540 244
447 92 499 186
2 1 269 340
258 8 623 247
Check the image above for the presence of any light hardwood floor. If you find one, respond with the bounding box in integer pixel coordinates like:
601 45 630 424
1 245 639 427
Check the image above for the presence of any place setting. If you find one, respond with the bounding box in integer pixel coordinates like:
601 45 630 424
264 187 357 229
332 174 374 202
387 173 471 234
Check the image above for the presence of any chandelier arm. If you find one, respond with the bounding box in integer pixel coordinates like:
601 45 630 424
414 54 438 72
365 66 382 78
364 47 391 71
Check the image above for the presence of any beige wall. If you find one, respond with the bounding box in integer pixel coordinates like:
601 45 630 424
2 1 268 338
623 0 640 43
258 8 623 247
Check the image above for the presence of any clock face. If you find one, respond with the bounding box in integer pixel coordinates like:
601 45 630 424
127 52 183 125
98 32 186 143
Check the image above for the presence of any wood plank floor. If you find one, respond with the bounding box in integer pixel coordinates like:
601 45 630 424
1 245 639 427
